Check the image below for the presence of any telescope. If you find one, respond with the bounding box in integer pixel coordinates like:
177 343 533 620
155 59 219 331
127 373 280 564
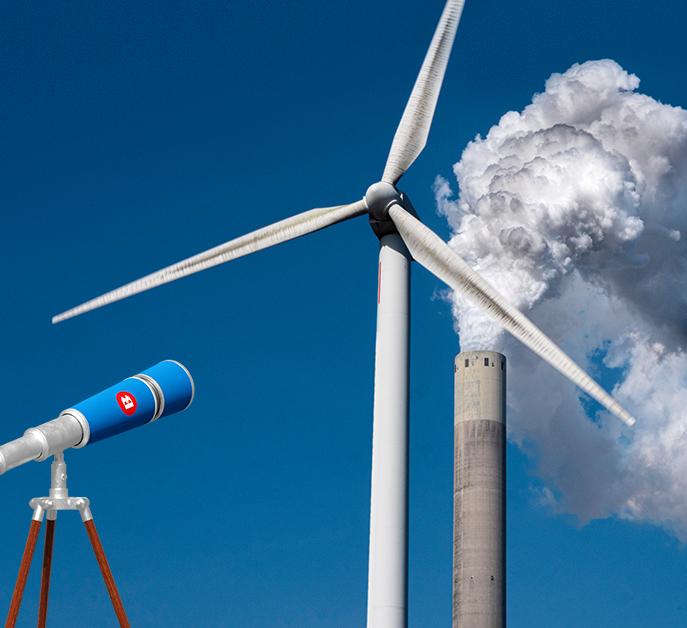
2 359 194 628
0 360 194 474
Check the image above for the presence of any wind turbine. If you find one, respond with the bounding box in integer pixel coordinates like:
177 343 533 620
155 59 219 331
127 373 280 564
52 1 636 626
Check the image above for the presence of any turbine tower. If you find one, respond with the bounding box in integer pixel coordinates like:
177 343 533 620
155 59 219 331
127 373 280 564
52 2 636 626
454 351 506 628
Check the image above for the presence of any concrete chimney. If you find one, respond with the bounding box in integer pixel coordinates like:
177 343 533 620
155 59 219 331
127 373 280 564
453 351 506 628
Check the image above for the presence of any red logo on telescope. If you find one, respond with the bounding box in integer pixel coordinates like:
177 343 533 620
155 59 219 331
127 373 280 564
116 391 138 416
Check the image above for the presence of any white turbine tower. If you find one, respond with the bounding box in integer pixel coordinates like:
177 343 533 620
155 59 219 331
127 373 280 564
53 1 636 626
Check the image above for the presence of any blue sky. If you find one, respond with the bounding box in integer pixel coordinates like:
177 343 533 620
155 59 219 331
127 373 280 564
1 1 686 626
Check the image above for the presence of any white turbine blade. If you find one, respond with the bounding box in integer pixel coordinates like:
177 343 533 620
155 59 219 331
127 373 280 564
53 200 367 324
382 0 466 185
388 204 637 428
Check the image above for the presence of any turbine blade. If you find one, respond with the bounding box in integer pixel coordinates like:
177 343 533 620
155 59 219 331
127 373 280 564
388 204 637 427
53 200 367 324
382 0 466 185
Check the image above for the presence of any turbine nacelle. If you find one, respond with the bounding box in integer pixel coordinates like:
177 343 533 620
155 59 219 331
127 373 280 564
365 181 417 239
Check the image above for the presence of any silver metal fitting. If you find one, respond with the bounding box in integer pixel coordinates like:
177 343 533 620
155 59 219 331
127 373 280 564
0 414 86 475
29 453 93 522
133 373 164 420
58 409 90 448
31 413 87 461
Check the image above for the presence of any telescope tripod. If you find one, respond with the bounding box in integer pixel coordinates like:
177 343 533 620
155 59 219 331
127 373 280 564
4 453 130 628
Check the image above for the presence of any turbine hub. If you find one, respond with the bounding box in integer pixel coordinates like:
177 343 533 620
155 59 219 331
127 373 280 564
365 181 402 222
365 181 417 238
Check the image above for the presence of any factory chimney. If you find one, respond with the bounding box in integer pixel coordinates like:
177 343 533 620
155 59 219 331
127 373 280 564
453 351 506 628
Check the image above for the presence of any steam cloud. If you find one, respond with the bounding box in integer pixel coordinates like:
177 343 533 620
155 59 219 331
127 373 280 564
436 60 687 539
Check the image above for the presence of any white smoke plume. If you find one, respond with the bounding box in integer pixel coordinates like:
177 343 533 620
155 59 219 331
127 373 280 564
436 60 687 539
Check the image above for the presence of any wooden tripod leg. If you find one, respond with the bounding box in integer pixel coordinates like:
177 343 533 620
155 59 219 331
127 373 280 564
5 519 42 628
37 517 56 628
83 519 130 628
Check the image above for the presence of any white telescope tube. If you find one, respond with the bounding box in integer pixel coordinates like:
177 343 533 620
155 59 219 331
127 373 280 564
0 414 86 475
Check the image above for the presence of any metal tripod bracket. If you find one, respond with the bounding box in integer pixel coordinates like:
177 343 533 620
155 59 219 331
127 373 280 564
28 453 93 523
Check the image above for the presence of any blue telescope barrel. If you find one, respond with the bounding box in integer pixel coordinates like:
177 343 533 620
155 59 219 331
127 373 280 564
0 360 194 474
68 360 195 444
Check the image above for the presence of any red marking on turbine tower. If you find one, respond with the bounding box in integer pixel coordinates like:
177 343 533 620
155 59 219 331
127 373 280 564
378 262 382 304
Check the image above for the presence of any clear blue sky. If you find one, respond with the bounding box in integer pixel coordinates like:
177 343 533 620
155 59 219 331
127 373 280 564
1 1 685 626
